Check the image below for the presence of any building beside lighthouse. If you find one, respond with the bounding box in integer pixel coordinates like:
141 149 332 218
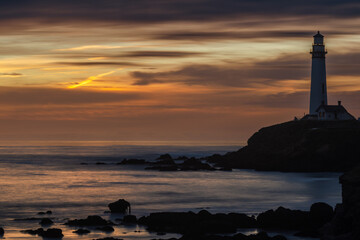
302 31 355 121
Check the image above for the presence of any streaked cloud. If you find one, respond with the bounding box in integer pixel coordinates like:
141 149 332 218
68 71 117 89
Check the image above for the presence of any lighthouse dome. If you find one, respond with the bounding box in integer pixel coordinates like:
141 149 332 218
314 31 324 45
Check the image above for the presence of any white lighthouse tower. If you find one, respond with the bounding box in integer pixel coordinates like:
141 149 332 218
309 31 327 114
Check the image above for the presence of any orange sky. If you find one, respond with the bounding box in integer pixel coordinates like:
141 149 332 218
0 1 359 144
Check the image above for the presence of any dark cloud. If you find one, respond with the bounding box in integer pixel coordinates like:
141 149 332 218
0 73 22 76
153 30 321 41
0 0 358 25
131 55 309 87
0 87 142 105
121 51 203 58
131 50 360 87
54 61 141 67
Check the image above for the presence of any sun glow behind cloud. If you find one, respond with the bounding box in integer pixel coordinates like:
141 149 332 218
0 0 359 142
67 70 118 89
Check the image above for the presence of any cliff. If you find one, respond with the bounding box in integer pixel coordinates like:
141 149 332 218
211 120 360 172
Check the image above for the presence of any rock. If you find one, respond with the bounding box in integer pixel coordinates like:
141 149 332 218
257 206 308 229
157 154 173 160
123 215 137 223
37 210 52 215
138 211 256 234
22 228 63 238
65 215 113 226
39 218 54 226
73 229 91 235
108 199 131 214
96 226 114 233
309 202 333 228
96 162 106 165
321 166 360 239
0 227 4 236
118 159 147 165
41 228 63 238
180 158 215 171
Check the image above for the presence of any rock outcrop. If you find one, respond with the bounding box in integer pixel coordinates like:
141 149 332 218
322 166 360 239
108 199 131 214
65 215 113 226
211 120 360 172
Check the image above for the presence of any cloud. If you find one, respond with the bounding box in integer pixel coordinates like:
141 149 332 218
0 0 358 25
68 70 116 88
130 50 360 87
121 51 203 58
0 73 23 77
0 86 142 105
54 61 141 67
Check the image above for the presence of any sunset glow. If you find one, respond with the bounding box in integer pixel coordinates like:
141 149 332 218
0 1 359 142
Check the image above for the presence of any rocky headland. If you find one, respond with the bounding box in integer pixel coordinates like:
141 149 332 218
209 120 360 172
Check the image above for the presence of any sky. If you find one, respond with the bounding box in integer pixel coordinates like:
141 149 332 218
0 0 359 144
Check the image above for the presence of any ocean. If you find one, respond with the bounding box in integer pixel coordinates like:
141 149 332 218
0 143 342 240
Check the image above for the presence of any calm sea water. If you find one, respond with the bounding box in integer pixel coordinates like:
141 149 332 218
0 143 342 240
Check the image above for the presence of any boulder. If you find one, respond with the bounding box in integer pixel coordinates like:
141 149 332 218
41 228 63 238
309 202 333 228
118 159 147 165
157 154 173 160
108 199 131 214
22 228 63 238
0 227 4 236
257 206 308 229
138 211 256 234
65 215 112 226
39 218 54 226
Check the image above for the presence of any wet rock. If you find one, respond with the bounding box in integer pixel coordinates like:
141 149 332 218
321 166 360 239
22 228 63 238
118 159 147 165
180 158 215 171
39 218 54 226
257 206 308 229
96 226 114 233
157 154 173 160
138 211 256 234
41 228 63 238
123 215 137 224
37 210 52 215
73 229 91 235
65 215 113 226
309 202 333 228
0 227 4 237
108 199 131 214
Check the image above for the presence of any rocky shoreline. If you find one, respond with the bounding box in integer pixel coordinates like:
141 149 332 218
1 165 359 240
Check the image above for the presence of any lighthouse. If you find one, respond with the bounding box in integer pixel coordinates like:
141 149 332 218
309 31 327 114
301 31 355 121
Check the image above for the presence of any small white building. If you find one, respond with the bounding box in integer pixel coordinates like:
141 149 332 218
316 101 355 121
